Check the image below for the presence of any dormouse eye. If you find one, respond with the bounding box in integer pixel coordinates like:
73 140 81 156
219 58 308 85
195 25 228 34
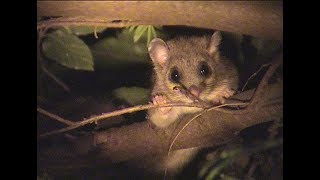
199 62 212 77
170 67 180 83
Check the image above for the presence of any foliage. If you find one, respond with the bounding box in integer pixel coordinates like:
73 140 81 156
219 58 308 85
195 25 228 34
37 22 283 179
91 26 164 68
91 28 150 66
40 25 163 70
38 25 162 98
42 28 94 71
198 134 283 180
112 87 150 106
251 38 282 59
128 25 161 45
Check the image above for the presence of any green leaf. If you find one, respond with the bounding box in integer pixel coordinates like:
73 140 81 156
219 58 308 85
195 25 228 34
198 160 216 179
91 27 166 67
205 158 231 180
151 26 157 38
132 25 159 44
91 29 150 67
42 29 94 71
133 25 148 43
69 26 107 36
128 25 137 32
147 26 151 46
112 87 150 106
251 38 282 58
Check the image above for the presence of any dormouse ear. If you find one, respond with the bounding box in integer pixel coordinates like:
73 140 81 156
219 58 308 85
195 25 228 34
207 31 222 56
148 38 170 67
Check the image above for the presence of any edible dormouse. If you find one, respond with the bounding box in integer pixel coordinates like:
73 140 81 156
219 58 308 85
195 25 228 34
147 31 239 128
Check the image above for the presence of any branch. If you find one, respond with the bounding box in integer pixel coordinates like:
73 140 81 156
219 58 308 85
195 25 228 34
40 65 71 92
248 53 283 108
37 102 247 139
37 17 133 30
37 107 74 126
37 1 282 40
38 52 283 138
38 79 282 170
94 83 282 155
38 52 283 171
241 63 270 92
206 53 283 115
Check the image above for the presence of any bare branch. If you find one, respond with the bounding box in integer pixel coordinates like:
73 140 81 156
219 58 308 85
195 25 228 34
241 63 271 92
40 65 71 92
37 1 282 40
167 103 247 155
37 107 74 126
38 102 247 139
233 53 283 115
37 80 282 170
248 53 283 108
37 17 133 30
37 53 282 139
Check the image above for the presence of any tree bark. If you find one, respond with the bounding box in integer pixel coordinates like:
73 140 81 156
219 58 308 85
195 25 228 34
38 79 282 172
37 1 283 40
95 81 282 160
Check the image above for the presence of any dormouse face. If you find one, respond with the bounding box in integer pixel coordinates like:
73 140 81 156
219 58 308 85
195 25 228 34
148 31 225 103
165 53 218 100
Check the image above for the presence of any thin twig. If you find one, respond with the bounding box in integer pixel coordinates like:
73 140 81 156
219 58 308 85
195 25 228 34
163 102 247 180
163 109 208 180
41 65 71 92
167 103 248 155
231 53 283 115
38 102 248 139
248 54 283 107
37 102 210 139
241 63 271 92
37 107 75 126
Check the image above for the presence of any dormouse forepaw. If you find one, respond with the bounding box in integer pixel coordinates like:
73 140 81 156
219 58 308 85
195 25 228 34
152 95 168 105
212 97 225 106
224 89 236 98
212 89 236 105
151 95 172 113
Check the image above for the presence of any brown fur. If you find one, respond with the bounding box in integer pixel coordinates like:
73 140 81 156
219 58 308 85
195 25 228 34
146 32 239 177
148 32 239 128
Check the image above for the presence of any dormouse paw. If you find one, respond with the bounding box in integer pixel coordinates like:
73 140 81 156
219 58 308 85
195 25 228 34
152 95 168 105
211 96 225 106
152 95 172 114
223 89 236 99
211 89 235 105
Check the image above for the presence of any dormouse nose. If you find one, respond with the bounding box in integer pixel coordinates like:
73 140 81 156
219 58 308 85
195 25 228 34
188 85 201 97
